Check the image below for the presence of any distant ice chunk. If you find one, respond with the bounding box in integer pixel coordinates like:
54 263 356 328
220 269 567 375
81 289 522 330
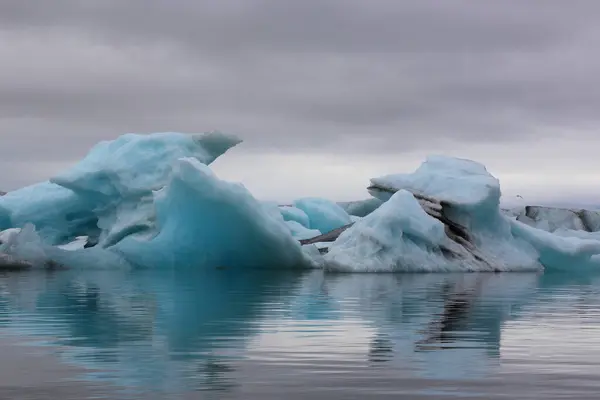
279 206 311 228
338 198 384 217
0 224 49 267
509 206 600 233
510 219 600 270
0 227 35 270
293 198 352 235
553 228 600 241
284 220 322 241
113 158 315 269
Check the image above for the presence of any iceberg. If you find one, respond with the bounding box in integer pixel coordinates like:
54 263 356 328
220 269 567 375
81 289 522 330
325 190 462 272
112 157 314 269
508 205 600 233
1 131 600 273
324 155 600 272
278 206 311 229
292 198 352 234
284 220 322 241
0 132 241 248
338 198 384 217
0 224 58 269
509 220 600 270
0 182 97 245
51 131 242 248
324 189 540 273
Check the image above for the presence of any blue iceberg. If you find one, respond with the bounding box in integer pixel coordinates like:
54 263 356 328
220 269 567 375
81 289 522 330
1 132 241 248
0 181 96 245
292 197 352 235
51 131 243 248
112 157 313 269
2 132 600 272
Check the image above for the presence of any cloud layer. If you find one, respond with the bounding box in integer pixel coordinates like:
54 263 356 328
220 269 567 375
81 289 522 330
1 1 600 203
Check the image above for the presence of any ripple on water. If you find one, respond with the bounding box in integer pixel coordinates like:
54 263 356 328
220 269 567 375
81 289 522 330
0 270 599 398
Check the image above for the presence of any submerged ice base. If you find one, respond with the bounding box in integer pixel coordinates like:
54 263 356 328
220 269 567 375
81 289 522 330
2 132 600 273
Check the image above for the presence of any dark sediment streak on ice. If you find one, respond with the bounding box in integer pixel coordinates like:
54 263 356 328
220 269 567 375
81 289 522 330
366 185 500 269
299 224 355 246
299 184 499 270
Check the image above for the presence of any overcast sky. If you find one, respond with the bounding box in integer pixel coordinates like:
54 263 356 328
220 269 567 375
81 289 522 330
2 1 600 205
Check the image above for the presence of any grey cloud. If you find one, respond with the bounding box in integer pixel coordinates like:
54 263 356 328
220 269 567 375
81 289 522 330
0 1 572 53
1 0 600 192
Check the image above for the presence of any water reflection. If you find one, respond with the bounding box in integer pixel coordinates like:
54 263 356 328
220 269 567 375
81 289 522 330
283 273 541 380
0 268 307 394
0 268 599 396
368 333 394 363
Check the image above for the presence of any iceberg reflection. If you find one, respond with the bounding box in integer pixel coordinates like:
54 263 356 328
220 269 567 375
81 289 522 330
0 269 598 393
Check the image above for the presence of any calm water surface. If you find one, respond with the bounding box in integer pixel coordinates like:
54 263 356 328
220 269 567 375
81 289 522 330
0 268 600 399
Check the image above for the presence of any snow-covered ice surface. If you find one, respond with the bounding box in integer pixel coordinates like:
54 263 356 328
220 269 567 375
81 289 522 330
1 134 600 272
369 155 500 213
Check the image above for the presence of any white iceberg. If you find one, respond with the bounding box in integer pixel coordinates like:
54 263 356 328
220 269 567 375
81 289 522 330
369 155 500 215
325 190 465 272
326 155 600 272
